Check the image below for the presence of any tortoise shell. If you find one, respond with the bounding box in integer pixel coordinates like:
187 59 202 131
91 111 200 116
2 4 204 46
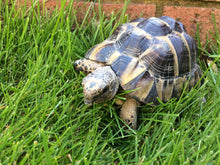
85 16 203 104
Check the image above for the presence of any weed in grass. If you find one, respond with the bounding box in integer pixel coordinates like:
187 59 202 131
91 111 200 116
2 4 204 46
0 0 219 164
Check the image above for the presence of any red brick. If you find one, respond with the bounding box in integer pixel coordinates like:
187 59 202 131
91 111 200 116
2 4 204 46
202 0 220 2
163 6 220 45
71 2 156 21
122 4 156 18
17 1 156 19
16 0 220 45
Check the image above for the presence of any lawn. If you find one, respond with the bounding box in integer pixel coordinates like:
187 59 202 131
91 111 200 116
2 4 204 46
0 0 219 164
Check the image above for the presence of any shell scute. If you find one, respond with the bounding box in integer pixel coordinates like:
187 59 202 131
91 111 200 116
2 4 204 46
85 42 116 62
168 34 190 75
136 35 152 56
122 70 151 90
119 31 152 58
140 38 175 77
182 33 197 69
174 21 186 33
111 57 146 86
111 54 133 77
115 31 132 49
137 17 172 36
108 25 124 41
108 23 134 41
122 70 158 104
159 16 186 33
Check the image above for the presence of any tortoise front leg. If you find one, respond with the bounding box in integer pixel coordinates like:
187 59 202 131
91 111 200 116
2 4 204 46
119 97 139 130
74 59 104 75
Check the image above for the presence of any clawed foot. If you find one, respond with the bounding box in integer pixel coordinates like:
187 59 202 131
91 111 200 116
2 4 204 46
119 97 139 130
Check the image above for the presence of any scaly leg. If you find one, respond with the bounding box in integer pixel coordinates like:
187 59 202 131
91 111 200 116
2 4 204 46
74 59 104 75
119 97 139 130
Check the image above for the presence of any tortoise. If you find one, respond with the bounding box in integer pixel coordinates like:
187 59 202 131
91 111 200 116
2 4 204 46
74 16 203 129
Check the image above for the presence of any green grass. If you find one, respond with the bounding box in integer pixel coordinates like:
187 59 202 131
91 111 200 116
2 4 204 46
0 0 219 164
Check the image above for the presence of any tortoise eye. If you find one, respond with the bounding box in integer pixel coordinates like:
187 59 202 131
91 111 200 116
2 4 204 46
102 86 108 93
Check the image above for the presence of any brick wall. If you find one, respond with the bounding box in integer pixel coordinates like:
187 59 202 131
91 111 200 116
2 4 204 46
17 0 220 45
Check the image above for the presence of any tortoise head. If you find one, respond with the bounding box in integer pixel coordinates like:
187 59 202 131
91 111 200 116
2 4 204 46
82 66 119 105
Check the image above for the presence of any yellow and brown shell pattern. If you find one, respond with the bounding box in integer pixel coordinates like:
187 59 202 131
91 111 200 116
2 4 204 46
85 16 204 104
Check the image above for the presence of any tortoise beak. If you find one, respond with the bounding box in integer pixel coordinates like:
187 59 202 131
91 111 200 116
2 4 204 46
84 98 93 106
82 81 94 106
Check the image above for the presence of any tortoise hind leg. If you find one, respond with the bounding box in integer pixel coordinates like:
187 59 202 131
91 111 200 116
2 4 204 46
74 59 104 75
120 97 139 130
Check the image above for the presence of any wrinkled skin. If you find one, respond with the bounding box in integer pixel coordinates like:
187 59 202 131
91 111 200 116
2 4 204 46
82 66 119 105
